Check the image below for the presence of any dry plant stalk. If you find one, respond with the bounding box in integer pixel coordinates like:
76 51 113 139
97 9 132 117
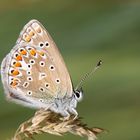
12 109 104 140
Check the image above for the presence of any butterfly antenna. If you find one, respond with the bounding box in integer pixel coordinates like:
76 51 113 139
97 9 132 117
75 60 102 90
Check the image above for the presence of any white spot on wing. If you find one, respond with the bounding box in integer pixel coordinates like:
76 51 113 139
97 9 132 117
39 73 47 80
29 59 35 65
45 83 50 88
27 76 33 81
32 22 38 28
19 59 29 70
49 65 55 71
27 64 32 69
27 27 32 32
23 82 29 88
27 71 31 75
39 87 45 92
27 91 32 95
39 61 45 67
55 78 60 84
39 99 44 102
45 41 50 48
39 42 44 48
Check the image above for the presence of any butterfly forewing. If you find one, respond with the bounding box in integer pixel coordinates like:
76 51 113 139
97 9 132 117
2 20 73 108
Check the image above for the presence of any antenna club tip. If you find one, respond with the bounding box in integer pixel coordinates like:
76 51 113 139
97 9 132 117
97 60 102 67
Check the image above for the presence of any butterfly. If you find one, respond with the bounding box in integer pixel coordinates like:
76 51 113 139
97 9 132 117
1 19 84 119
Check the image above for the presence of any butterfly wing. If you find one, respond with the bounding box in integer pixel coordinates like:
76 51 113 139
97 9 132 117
1 20 73 108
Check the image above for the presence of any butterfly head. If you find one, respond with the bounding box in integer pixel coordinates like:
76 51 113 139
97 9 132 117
74 87 83 102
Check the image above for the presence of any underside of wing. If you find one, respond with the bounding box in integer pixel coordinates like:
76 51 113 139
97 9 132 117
15 19 73 99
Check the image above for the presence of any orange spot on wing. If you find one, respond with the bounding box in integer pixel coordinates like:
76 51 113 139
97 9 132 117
25 35 31 42
37 51 45 56
10 81 18 87
11 70 19 76
14 62 22 67
30 49 36 56
20 50 27 55
16 55 22 61
10 78 19 87
13 78 19 81
29 31 35 36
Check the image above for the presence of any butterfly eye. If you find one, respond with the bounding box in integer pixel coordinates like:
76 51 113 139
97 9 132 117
74 89 83 102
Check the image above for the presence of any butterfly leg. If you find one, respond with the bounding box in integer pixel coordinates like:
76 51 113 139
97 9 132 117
60 110 70 121
69 108 78 120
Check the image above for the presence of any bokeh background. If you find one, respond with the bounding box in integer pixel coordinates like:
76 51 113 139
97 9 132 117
0 0 140 140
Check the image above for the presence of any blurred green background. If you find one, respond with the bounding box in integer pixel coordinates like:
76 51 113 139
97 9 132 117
0 0 140 140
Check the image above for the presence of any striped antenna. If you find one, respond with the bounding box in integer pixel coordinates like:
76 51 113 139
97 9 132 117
75 60 102 90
